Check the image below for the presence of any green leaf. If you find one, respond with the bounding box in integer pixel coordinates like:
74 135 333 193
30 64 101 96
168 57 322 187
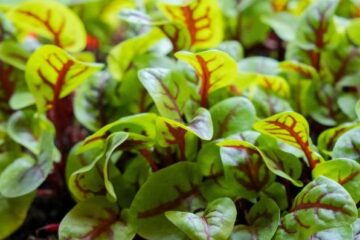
333 127 360 162
138 68 189 122
25 45 103 113
262 182 288 210
107 29 163 81
59 197 135 240
310 226 353 240
7 110 55 155
0 131 57 197
216 41 244 61
74 72 122 131
238 57 279 75
230 196 280 240
356 100 360 120
210 97 256 139
166 197 236 240
0 192 35 239
69 132 128 201
347 19 360 46
275 176 357 239
156 107 213 143
218 139 275 201
7 0 87 51
259 146 303 187
262 13 298 42
353 210 360 239
317 122 360 158
78 113 157 153
130 162 204 240
295 0 339 50
313 158 360 203
0 41 29 70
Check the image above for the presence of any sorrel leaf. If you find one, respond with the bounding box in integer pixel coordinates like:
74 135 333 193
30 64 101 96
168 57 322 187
130 162 204 240
0 131 57 197
138 68 189 122
332 127 360 162
166 197 236 240
313 158 360 203
275 176 357 239
0 192 35 239
7 0 87 51
175 50 237 107
59 197 135 240
159 0 223 49
107 29 164 81
25 45 103 113
210 97 256 138
230 196 280 240
253 111 324 169
218 140 275 201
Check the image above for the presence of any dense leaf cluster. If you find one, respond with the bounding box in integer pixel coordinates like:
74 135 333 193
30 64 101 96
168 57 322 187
0 0 360 239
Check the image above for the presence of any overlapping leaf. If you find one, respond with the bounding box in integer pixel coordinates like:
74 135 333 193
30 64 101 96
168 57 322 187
25 45 103 113
138 68 189 122
218 140 275 201
159 0 223 49
332 127 360 162
130 162 204 240
59 197 135 240
253 111 323 169
313 158 360 203
275 176 357 239
175 50 237 107
166 197 236 240
230 196 280 240
7 0 87 51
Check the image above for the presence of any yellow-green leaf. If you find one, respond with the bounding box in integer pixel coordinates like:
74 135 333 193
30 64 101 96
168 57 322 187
254 111 323 169
7 0 87 51
159 0 223 49
25 45 103 113
175 50 237 107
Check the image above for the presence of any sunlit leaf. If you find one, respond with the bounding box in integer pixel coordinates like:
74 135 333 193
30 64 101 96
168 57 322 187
175 50 237 107
25 45 103 113
159 0 223 49
253 111 323 169
7 0 87 51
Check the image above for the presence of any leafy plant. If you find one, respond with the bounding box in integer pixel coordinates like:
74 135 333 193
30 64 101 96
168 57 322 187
0 0 360 239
